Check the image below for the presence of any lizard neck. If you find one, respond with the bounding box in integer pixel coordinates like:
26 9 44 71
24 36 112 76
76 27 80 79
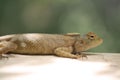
72 37 80 54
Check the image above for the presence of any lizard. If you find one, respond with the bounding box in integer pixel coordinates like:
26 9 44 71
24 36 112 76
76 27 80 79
0 32 103 59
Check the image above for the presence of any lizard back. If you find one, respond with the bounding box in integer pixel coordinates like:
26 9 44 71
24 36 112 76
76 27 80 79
9 33 75 54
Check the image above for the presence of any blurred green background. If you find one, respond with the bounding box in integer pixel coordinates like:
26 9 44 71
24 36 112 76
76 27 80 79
0 0 120 53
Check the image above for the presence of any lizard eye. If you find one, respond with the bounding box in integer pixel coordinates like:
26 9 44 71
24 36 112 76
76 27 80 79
89 35 95 40
90 36 94 38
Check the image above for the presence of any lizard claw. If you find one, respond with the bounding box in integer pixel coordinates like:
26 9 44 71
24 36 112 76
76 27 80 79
76 55 81 59
75 52 88 60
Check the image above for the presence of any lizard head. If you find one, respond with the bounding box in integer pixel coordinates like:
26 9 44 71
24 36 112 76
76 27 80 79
74 32 103 52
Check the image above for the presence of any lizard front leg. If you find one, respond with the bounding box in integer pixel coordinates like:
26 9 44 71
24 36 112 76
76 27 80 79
0 41 17 59
54 47 81 59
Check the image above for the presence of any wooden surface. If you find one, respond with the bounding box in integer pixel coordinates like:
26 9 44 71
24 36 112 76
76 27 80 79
0 52 120 80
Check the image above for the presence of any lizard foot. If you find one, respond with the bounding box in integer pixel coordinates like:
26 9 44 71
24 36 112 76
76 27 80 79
75 52 88 59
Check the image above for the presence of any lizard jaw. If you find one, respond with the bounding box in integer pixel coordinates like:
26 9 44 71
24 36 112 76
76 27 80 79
87 38 103 50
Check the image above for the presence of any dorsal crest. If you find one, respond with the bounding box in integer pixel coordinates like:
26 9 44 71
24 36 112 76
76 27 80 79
64 33 80 37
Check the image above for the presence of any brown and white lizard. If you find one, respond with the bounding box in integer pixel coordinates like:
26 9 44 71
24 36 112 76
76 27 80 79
0 32 103 59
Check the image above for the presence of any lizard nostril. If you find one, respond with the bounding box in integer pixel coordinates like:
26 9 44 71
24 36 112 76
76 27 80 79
101 39 103 43
98 38 103 44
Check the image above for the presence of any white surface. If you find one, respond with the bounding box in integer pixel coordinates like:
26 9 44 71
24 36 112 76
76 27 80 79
0 54 120 80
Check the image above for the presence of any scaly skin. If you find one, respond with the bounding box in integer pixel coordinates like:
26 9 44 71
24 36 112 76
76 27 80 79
0 32 103 59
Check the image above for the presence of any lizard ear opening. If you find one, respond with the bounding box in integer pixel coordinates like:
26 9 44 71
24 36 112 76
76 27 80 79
80 40 84 44
79 40 85 46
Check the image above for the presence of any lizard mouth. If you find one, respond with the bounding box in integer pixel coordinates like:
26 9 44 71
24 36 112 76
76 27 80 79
86 38 103 50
